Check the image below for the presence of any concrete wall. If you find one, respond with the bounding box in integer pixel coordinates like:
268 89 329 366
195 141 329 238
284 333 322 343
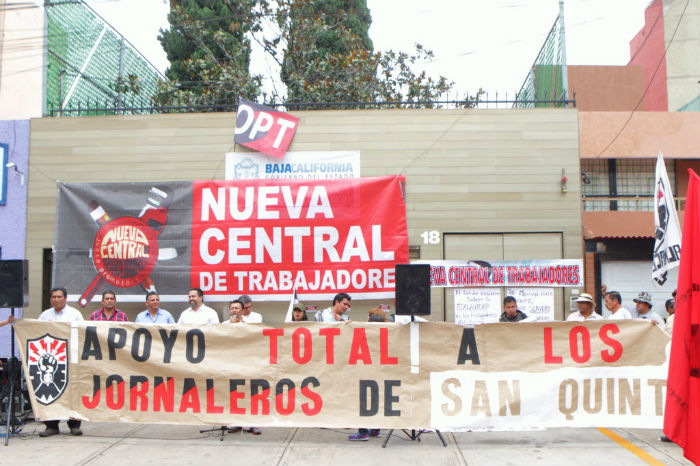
567 65 645 111
0 0 45 119
27 109 582 323
0 119 29 357
664 0 700 111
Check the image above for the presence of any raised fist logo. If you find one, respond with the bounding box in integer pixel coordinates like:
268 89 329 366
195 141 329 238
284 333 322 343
38 353 58 385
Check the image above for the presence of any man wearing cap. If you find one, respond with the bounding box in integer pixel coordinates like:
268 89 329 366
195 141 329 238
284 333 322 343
633 291 664 326
603 291 632 320
567 293 604 321
664 298 675 334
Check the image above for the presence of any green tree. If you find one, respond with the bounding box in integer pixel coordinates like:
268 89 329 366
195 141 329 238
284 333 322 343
156 0 261 107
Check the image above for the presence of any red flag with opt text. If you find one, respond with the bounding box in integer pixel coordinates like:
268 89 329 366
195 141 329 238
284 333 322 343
664 169 700 465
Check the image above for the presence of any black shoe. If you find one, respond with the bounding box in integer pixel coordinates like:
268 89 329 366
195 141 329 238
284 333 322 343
39 427 60 437
660 435 672 442
69 426 83 436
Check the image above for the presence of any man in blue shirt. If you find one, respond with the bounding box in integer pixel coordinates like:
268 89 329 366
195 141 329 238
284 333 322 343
135 291 175 324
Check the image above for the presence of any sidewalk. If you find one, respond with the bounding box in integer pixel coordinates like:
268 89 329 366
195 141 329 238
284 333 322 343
1 422 692 466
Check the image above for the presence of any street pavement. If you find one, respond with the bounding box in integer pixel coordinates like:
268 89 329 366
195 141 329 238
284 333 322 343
1 421 693 466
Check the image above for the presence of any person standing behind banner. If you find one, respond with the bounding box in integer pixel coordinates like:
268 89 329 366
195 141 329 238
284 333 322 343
664 298 675 334
291 304 309 322
632 291 664 326
238 294 263 323
603 291 633 320
318 293 352 322
499 296 528 322
38 287 83 437
0 314 13 327
135 292 175 324
178 288 219 324
88 290 128 321
566 293 604 321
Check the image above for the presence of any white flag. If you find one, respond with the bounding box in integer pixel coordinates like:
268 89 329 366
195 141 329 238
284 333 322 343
652 152 682 286
283 288 298 322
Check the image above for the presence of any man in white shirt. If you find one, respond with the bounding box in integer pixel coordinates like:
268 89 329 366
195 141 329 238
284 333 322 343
177 288 219 324
238 295 262 323
37 287 84 437
603 291 633 320
633 291 664 326
567 293 604 322
319 293 352 322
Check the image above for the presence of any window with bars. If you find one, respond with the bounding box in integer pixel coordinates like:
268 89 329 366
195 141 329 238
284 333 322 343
581 159 676 211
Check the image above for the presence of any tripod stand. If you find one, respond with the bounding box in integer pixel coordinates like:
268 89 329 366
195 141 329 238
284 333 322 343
2 308 24 446
199 425 230 441
382 313 447 448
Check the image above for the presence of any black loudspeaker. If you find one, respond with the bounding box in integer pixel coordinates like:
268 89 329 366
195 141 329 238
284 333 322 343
0 260 28 308
395 264 430 315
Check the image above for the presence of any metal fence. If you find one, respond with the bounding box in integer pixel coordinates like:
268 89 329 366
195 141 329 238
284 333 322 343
47 92 576 117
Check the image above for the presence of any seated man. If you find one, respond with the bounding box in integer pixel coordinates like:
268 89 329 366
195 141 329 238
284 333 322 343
567 293 603 321
499 296 528 322
633 291 664 326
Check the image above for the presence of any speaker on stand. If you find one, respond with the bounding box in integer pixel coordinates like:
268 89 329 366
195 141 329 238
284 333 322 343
383 264 446 448
0 260 28 445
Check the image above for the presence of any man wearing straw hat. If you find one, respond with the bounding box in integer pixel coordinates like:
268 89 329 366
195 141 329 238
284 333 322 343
566 293 603 321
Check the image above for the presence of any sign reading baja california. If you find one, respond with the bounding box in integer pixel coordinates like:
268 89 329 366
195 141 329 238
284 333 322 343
14 320 671 430
234 98 299 159
53 177 406 303
192 177 408 299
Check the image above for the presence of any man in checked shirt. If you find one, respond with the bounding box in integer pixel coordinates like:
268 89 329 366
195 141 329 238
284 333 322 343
88 290 129 322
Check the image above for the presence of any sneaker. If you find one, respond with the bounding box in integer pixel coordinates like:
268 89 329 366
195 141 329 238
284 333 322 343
348 433 369 441
245 427 261 435
660 435 672 443
69 426 83 436
39 427 60 437
227 426 242 433
368 429 381 438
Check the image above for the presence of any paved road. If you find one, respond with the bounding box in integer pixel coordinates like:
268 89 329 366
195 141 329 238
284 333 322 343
1 422 692 466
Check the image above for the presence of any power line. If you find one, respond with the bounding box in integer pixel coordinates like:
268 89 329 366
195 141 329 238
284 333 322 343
595 0 690 158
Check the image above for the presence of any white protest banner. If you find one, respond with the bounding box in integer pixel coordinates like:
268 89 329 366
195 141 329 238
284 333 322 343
417 259 583 288
652 151 682 286
454 288 501 325
225 151 360 181
506 288 554 321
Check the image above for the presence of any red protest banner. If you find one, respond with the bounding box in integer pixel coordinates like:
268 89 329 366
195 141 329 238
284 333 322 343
191 176 408 299
664 169 700 465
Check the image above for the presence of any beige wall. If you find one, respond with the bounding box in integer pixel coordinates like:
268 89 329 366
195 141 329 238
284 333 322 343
0 0 44 119
27 108 582 322
664 0 700 111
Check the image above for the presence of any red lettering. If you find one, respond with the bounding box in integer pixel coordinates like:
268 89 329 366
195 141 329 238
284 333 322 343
599 323 623 362
319 327 340 364
153 377 174 412
263 328 284 364
292 327 312 364
348 328 372 365
129 381 149 411
380 328 398 364
106 379 124 410
543 327 563 363
251 388 270 415
179 387 201 413
569 326 591 363
275 384 295 416
206 380 223 414
301 379 322 416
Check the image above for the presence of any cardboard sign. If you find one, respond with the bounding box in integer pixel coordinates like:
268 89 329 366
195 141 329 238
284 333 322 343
234 98 299 159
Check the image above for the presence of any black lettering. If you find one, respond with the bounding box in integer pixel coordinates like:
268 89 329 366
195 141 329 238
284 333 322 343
81 326 102 360
186 329 205 364
457 328 481 365
359 380 379 416
159 329 178 364
384 380 401 416
131 328 152 362
107 328 127 360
